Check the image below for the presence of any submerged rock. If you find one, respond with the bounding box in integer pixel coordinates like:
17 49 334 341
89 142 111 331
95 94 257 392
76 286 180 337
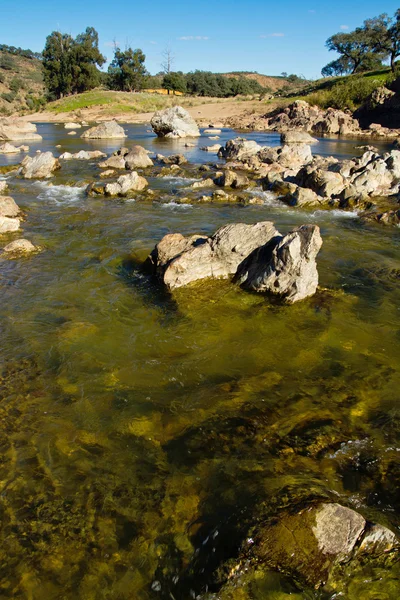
151 106 200 138
104 171 148 196
249 502 398 591
81 121 127 139
236 224 322 303
20 152 61 179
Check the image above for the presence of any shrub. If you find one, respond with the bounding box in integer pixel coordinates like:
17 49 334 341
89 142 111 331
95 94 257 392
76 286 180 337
0 54 16 70
1 91 16 103
306 75 388 111
9 77 24 92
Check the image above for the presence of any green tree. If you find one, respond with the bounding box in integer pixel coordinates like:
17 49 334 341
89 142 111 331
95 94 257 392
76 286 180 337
162 71 187 93
42 31 74 99
108 47 147 91
70 27 105 93
42 27 104 99
365 11 400 71
325 29 380 74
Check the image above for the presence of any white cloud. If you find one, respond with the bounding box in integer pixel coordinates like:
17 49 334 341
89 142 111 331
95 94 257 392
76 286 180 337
178 35 209 41
340 25 349 30
150 40 157 45
260 33 285 38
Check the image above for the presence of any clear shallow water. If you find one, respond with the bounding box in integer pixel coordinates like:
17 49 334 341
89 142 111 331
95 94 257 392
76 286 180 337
0 125 400 599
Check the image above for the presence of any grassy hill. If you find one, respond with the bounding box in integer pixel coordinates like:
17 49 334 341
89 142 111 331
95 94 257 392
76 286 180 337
0 51 45 115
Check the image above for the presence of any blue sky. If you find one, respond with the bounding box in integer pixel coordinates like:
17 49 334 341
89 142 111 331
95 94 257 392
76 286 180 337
1 0 399 79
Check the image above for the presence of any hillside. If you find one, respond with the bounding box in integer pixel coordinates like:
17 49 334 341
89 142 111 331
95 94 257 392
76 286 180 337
223 72 309 94
0 51 45 115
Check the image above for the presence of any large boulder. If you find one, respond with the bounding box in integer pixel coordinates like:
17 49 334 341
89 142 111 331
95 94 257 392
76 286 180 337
235 224 322 303
218 138 262 160
104 172 148 196
124 146 154 169
151 106 200 138
148 222 280 289
20 152 61 179
81 121 127 139
0 118 42 141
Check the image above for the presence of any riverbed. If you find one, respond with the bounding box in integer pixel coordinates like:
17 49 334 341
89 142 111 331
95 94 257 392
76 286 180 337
0 124 400 599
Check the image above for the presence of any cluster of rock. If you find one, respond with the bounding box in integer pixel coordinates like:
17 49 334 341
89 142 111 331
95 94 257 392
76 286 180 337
146 221 322 303
59 150 106 161
0 118 42 141
225 502 398 595
0 142 29 154
151 106 200 138
0 195 22 234
99 146 153 170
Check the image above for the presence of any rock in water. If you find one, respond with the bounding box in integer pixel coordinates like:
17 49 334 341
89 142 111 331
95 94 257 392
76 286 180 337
151 106 200 138
235 224 322 303
148 222 280 289
104 172 148 196
281 131 319 144
0 118 43 141
20 152 61 179
0 196 21 234
81 121 127 139
218 138 262 160
124 146 154 169
2 239 38 254
64 122 82 129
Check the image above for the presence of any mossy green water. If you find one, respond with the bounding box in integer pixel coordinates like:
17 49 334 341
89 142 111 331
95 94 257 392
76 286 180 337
1 127 400 599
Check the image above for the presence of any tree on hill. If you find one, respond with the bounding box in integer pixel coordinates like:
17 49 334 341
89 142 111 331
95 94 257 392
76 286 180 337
364 11 400 71
325 29 381 75
108 47 147 91
43 27 105 99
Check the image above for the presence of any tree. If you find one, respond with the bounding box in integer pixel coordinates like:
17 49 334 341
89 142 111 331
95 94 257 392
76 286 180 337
70 27 105 93
325 29 377 74
42 27 105 99
322 57 354 77
108 47 147 91
161 44 175 74
365 11 400 71
162 71 186 93
42 31 74 99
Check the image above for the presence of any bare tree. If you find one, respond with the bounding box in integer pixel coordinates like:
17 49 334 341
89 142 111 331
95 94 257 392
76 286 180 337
161 44 175 74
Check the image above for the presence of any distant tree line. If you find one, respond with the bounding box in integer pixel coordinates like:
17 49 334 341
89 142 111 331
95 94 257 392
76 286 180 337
322 9 400 76
162 71 267 96
0 44 42 60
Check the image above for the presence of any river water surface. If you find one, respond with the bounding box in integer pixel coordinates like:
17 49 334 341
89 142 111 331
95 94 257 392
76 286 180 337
0 124 400 599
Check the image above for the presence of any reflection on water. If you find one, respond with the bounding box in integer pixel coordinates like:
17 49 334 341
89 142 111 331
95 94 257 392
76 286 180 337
0 125 399 599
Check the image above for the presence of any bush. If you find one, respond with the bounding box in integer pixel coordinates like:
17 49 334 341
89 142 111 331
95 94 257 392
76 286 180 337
306 75 387 111
1 91 16 103
9 77 24 92
0 54 16 71
0 73 4 84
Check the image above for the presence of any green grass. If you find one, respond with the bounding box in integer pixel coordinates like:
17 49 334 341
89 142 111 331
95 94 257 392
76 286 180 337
47 89 223 114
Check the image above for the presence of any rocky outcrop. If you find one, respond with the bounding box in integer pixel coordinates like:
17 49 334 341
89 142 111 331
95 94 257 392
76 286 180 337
0 196 22 234
0 118 42 141
59 150 106 160
81 121 127 139
20 152 61 179
248 503 398 592
104 172 148 196
151 106 200 138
